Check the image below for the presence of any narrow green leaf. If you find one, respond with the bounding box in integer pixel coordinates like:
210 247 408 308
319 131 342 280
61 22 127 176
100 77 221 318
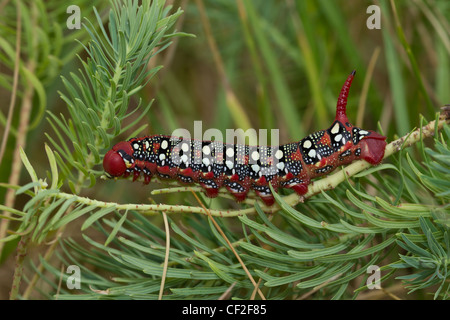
239 214 323 250
296 263 354 289
203 258 242 286
0 205 25 217
239 241 298 262
50 204 97 230
339 219 386 234
87 143 100 164
45 144 58 190
376 197 432 218
288 241 351 261
316 237 396 262
96 126 110 148
119 254 219 280
82 206 117 231
397 234 433 259
271 185 348 232
105 211 128 246
170 286 230 296
15 181 41 195
262 264 327 287
20 66 47 130
363 210 420 229
19 147 38 192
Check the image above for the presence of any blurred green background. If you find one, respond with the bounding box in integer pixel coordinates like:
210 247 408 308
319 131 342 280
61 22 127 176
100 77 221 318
0 0 449 299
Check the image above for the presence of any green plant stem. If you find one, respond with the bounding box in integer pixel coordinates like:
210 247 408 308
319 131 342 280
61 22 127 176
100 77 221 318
22 231 61 299
0 0 23 254
3 1 40 299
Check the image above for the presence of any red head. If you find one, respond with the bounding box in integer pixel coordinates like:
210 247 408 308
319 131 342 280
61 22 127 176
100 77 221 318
103 141 134 177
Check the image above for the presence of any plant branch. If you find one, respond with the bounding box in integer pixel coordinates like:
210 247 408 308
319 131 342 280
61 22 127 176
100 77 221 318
32 108 449 221
9 233 30 300
0 0 21 167
0 0 23 254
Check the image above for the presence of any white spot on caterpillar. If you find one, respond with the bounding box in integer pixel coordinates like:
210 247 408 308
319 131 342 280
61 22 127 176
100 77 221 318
331 122 340 134
252 164 260 172
308 149 316 158
159 154 166 160
276 162 285 170
275 149 283 159
226 147 234 158
161 140 168 149
202 145 210 155
124 159 132 168
181 154 188 163
303 140 312 149
359 130 369 135
251 151 260 161
202 157 210 166
226 160 234 169
133 143 139 150
334 134 343 142
181 143 189 152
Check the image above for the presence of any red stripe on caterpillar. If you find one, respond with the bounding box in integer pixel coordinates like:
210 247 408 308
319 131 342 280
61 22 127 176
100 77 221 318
103 71 387 206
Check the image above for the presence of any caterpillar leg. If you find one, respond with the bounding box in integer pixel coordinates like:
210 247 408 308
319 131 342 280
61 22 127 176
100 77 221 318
143 173 152 184
201 185 220 198
252 178 278 206
257 194 275 206
224 177 250 203
291 183 308 196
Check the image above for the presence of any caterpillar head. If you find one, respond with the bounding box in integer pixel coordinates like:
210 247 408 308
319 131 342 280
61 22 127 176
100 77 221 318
103 141 134 177
358 130 387 165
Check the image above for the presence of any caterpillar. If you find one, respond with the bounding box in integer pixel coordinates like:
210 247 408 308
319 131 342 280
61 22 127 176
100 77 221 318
103 71 387 206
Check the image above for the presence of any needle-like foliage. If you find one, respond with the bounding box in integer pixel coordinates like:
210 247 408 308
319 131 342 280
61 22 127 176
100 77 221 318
0 0 449 300
46 0 187 193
